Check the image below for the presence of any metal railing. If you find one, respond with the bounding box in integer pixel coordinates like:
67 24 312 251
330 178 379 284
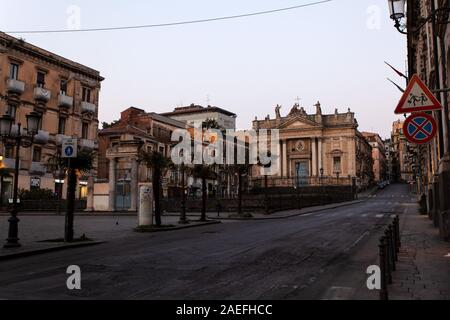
251 176 353 188
379 215 401 300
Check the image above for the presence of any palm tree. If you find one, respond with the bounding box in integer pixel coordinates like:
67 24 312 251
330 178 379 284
138 150 172 226
192 164 216 221
229 164 251 216
46 150 94 242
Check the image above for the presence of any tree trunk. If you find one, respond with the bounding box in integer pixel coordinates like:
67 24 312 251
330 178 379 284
153 167 162 226
201 177 207 221
65 167 77 242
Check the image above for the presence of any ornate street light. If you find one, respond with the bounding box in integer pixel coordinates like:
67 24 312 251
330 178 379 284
388 0 405 20
387 0 450 35
1 112 42 248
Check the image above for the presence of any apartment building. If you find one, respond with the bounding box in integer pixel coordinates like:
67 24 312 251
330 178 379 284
0 32 103 204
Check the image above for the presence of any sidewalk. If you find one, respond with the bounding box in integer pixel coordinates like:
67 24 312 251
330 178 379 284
0 215 217 261
389 208 450 299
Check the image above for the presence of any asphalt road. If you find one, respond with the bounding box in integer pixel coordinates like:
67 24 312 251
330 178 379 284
0 184 415 300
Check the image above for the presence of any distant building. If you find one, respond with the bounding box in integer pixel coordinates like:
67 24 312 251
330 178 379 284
161 104 237 129
362 132 387 183
251 102 373 190
96 107 187 211
391 120 413 182
0 32 103 207
384 138 394 181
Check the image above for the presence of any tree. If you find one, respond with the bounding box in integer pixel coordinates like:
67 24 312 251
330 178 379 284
202 118 220 130
228 164 251 216
101 120 119 129
138 150 172 226
192 164 216 221
46 150 94 242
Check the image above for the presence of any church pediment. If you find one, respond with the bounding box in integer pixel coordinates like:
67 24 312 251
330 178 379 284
278 116 321 129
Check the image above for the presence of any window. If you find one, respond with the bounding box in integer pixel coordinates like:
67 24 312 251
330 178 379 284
58 117 66 135
82 87 91 102
60 79 68 95
333 156 341 173
159 146 164 154
5 105 17 118
37 71 46 88
5 146 14 158
82 122 89 139
32 147 42 162
9 63 19 80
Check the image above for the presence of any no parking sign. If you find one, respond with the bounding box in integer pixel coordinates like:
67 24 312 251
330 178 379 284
403 112 437 145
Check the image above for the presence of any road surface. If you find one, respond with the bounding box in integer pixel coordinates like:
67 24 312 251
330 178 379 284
0 184 415 300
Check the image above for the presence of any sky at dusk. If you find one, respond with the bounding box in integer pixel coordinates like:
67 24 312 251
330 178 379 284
1 0 407 138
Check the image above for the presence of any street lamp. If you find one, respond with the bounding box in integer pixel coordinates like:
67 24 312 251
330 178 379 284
319 167 324 185
0 112 42 248
388 0 405 20
387 0 450 35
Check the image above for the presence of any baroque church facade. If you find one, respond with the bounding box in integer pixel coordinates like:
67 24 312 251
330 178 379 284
252 102 373 189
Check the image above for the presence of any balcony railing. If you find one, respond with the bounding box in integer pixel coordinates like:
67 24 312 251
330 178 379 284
55 134 71 145
6 79 25 94
58 94 73 108
34 130 49 144
2 158 19 170
80 139 96 150
251 176 354 188
30 162 47 175
33 87 51 102
81 101 96 113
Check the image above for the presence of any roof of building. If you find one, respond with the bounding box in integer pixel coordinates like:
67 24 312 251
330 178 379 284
161 104 237 117
0 32 104 81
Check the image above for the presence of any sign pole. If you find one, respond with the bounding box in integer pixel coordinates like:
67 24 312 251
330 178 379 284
61 138 77 243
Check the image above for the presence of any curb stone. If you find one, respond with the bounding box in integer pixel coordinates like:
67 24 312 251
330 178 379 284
0 240 105 261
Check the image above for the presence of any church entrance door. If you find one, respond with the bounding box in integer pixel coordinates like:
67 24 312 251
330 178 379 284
295 161 309 186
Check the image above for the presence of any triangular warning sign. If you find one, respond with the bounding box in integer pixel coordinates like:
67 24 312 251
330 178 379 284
394 74 442 114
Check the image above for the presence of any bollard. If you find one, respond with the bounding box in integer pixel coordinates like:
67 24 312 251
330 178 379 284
384 231 392 285
395 215 401 250
389 225 397 270
379 236 388 300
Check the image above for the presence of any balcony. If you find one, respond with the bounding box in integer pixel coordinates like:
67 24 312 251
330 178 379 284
6 79 25 94
55 134 71 145
30 162 47 175
2 158 19 170
80 139 96 151
34 130 49 144
81 101 96 114
58 94 73 108
33 87 51 102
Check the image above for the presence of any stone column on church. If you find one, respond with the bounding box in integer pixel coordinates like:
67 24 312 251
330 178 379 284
108 158 116 212
129 157 138 211
282 140 287 178
318 138 323 173
312 138 317 176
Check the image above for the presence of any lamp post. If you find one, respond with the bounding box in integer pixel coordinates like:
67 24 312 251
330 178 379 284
0 112 41 248
319 167 324 185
